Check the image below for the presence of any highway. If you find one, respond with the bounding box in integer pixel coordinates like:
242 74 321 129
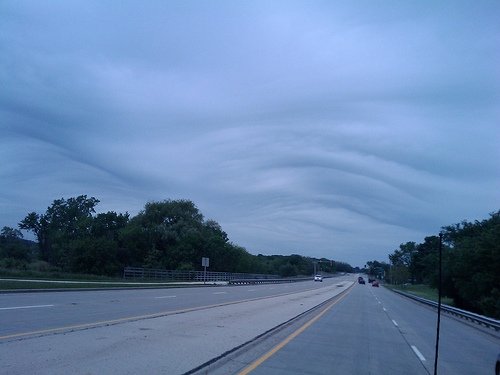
0 277 340 339
210 283 500 375
1 276 499 374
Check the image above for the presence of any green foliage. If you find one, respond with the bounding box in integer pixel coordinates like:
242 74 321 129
17 196 126 275
0 226 34 264
365 260 389 279
279 263 298 277
19 195 100 264
443 211 500 317
387 210 500 319
6 195 354 282
1 226 23 239
334 261 354 273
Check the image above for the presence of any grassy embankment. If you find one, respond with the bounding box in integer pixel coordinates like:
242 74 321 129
384 283 454 306
0 268 190 290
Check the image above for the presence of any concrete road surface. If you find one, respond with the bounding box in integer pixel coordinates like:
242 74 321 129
1 276 352 374
1 277 498 374
211 284 500 375
0 276 346 338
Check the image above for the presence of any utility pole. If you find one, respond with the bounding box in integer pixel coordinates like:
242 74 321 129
434 232 443 375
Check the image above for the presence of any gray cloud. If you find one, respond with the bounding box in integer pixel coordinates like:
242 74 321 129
1 1 499 266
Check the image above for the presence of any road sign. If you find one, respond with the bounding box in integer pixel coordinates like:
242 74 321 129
202 257 210 285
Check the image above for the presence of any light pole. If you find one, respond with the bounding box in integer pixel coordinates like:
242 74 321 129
434 232 443 375
313 260 323 275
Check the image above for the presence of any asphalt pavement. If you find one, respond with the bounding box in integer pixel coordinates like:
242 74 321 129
0 276 344 339
0 277 353 374
1 278 498 374
211 283 500 375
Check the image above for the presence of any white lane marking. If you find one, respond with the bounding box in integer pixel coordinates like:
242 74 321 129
383 307 387 312
0 304 54 311
392 319 399 327
154 295 176 299
411 345 426 362
247 289 256 292
213 292 227 295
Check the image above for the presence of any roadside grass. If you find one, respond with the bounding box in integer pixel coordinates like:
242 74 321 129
0 268 123 282
0 279 186 290
0 268 204 290
384 283 454 306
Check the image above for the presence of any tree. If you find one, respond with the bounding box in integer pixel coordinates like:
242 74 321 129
366 260 389 280
412 236 440 285
388 242 417 283
13 194 357 281
385 210 499 318
442 210 500 317
0 226 32 264
121 199 206 269
19 195 100 266
1 226 23 240
19 212 49 261
92 212 129 240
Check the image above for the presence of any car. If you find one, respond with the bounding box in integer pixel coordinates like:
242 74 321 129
314 275 323 282
496 353 500 375
368 277 375 283
372 281 379 287
358 277 365 284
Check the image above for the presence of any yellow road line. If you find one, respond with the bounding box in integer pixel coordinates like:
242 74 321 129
238 285 353 375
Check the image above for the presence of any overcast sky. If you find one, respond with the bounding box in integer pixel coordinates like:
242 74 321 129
1 1 499 267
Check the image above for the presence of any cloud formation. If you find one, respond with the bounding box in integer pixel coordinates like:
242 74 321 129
1 1 499 266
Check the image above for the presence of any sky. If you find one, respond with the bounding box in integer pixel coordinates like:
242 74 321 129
1 1 499 267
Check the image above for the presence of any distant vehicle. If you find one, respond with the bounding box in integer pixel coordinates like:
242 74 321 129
358 277 365 284
496 353 500 375
372 281 379 287
314 275 323 282
368 277 375 283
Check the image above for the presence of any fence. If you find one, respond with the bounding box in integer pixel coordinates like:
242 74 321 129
123 267 279 282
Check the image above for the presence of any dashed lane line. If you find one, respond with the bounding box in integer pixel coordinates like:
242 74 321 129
411 345 426 362
2 285 345 341
0 304 54 311
237 287 353 375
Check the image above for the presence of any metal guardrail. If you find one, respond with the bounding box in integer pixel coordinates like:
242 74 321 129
229 277 313 285
123 267 279 282
391 288 500 331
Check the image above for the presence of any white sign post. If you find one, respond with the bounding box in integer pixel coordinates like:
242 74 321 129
202 257 209 284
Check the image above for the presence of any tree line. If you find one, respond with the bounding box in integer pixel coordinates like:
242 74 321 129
367 210 500 319
1 195 353 278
